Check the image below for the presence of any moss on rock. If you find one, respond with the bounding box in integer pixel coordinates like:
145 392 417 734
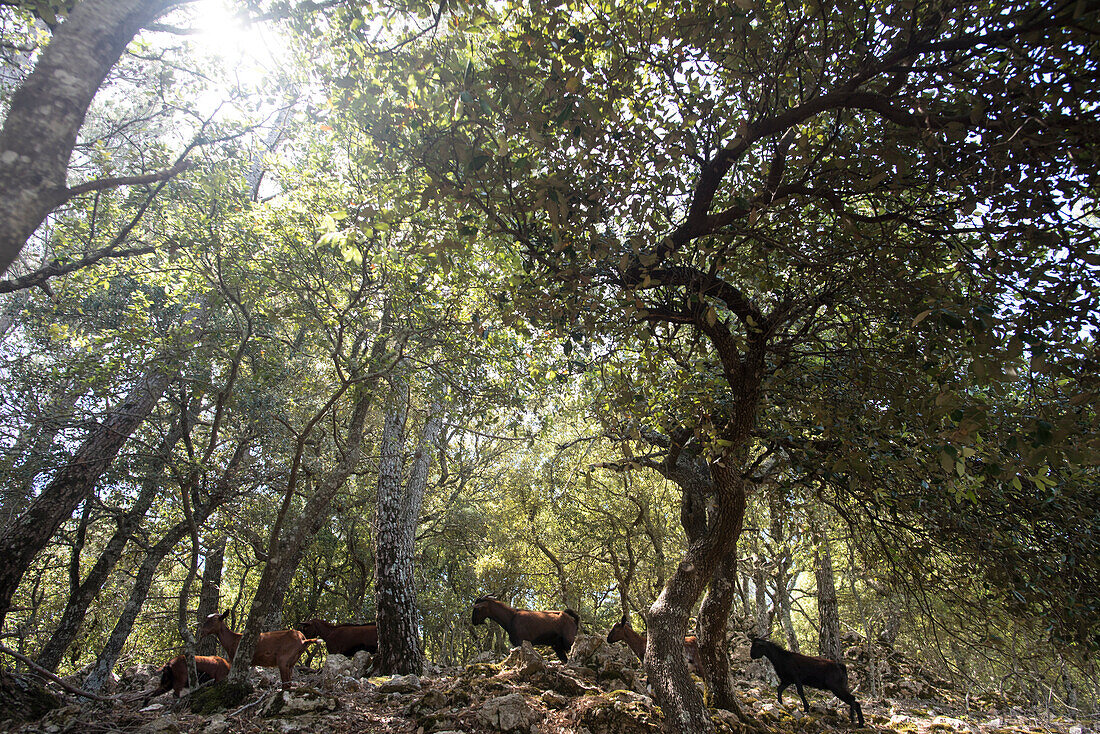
188 680 254 714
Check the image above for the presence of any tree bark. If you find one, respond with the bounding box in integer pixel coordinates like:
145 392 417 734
696 465 748 714
0 357 179 625
196 533 226 656
647 461 748 734
770 495 799 653
753 563 772 638
812 505 842 662
373 378 443 676
0 0 179 275
0 0 182 275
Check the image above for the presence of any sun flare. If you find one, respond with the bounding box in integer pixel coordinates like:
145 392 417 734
186 0 291 91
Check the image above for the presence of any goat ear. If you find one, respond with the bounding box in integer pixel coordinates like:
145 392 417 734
620 614 628 625
219 609 230 619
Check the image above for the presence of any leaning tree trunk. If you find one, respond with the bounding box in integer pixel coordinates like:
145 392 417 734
812 504 842 662
0 358 178 625
373 378 443 676
84 518 191 691
0 0 178 275
696 465 749 713
83 436 247 692
36 414 190 672
227 388 373 683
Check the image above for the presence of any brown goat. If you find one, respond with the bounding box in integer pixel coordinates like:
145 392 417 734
606 615 701 674
199 611 321 685
145 654 229 700
471 596 579 662
296 618 377 657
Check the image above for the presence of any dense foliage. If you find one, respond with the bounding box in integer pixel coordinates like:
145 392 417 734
0 0 1096 725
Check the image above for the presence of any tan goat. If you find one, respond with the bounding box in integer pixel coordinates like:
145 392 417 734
199 610 321 685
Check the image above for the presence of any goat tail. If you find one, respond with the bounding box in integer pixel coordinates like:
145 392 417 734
564 608 581 627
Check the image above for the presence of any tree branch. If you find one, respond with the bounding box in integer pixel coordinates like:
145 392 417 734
62 158 191 201
0 644 114 702
0 245 154 295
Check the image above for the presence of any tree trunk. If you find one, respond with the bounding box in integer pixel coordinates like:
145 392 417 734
196 533 226 656
83 435 248 691
770 496 799 653
0 0 177 275
753 564 771 638
373 378 443 676
176 465 202 694
36 415 189 672
227 388 373 682
737 570 753 618
647 461 747 734
696 465 748 714
778 573 798 652
0 358 178 625
812 505 842 662
84 518 191 692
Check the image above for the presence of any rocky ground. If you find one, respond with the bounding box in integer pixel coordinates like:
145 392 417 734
0 632 1094 734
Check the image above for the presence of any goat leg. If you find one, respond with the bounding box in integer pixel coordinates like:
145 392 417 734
795 682 812 713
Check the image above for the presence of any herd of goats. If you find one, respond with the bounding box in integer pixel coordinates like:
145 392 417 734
148 595 864 726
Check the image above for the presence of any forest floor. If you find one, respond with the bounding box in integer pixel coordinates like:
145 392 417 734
0 635 1095 734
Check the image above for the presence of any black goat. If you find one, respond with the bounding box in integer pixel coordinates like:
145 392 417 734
750 638 864 726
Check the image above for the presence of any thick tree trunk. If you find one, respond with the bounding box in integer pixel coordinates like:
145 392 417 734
0 358 178 625
647 462 748 734
373 379 443 676
196 533 226 656
36 416 188 672
812 506 842 662
0 0 177 275
696 465 748 714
